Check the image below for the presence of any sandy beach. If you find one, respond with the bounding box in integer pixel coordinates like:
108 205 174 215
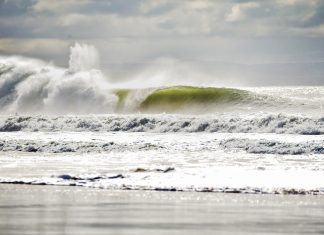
1 184 324 235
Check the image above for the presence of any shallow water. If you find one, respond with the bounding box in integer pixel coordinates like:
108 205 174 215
1 184 324 235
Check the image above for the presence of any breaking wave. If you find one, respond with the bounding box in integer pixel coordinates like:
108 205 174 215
1 42 324 115
0 53 255 114
0 43 117 115
0 114 323 134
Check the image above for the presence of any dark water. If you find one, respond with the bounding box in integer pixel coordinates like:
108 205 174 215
1 185 324 235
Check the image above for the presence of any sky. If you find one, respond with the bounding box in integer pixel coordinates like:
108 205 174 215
0 0 324 85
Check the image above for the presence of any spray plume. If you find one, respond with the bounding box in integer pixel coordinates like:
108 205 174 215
0 43 117 115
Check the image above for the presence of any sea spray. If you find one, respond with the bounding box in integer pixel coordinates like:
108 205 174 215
68 43 100 73
0 43 117 114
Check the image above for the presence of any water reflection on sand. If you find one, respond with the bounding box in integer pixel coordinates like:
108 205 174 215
1 184 324 235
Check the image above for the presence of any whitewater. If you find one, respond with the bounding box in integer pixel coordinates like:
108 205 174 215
0 43 323 194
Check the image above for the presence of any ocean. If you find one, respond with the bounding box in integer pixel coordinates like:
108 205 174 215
1 44 324 234
0 52 323 193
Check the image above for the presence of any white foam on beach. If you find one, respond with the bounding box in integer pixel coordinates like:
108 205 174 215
0 131 323 194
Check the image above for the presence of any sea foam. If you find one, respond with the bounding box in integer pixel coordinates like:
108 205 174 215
0 114 322 135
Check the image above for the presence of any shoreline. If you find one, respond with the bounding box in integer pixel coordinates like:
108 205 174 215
1 180 324 196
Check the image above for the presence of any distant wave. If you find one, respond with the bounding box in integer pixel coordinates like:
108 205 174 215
0 114 323 134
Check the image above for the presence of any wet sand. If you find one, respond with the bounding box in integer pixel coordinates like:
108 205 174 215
1 184 324 234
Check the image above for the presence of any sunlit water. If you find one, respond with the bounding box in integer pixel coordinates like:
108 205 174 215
1 184 324 235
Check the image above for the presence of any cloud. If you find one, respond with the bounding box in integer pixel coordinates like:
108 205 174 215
0 38 69 65
32 0 155 16
0 0 324 69
1 0 324 39
300 4 324 27
225 2 260 22
0 0 34 16
32 0 96 14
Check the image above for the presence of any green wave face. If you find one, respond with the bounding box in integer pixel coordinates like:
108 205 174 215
140 86 249 112
114 86 250 113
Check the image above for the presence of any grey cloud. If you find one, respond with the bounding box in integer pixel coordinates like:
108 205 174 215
0 0 324 78
1 0 324 40
300 4 324 27
0 0 34 16
83 0 174 16
76 0 142 16
142 3 175 17
32 0 174 17
229 0 258 2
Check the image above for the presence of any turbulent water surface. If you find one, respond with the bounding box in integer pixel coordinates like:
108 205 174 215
0 45 323 195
